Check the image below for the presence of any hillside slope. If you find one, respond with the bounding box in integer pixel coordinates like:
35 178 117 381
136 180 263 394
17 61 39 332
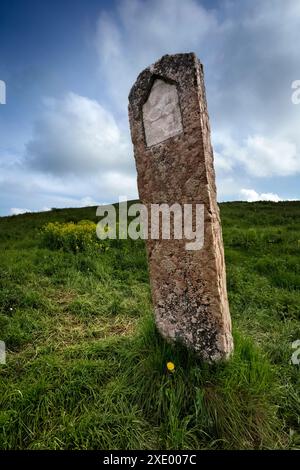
0 201 299 449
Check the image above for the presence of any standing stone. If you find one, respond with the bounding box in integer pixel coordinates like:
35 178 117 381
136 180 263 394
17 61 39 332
128 53 233 362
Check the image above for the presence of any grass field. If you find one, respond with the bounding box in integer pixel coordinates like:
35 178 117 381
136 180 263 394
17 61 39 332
0 201 299 450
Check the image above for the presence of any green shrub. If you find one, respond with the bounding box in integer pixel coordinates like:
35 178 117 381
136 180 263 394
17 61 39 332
41 221 102 253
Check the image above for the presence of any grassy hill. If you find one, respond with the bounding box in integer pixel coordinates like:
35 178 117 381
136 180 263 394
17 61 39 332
0 201 299 449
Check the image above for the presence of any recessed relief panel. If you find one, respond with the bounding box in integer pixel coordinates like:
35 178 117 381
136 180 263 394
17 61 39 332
142 79 183 147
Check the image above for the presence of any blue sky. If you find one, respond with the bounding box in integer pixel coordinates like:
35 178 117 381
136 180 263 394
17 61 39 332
0 0 300 215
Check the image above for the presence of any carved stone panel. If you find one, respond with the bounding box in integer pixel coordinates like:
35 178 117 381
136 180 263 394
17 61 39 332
142 79 183 147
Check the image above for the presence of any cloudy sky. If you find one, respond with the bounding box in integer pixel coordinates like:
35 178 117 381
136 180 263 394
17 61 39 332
0 0 300 216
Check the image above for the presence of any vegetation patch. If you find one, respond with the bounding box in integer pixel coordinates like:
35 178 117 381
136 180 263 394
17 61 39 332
0 201 299 449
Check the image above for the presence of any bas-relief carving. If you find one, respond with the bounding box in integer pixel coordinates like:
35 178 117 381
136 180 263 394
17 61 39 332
142 79 183 147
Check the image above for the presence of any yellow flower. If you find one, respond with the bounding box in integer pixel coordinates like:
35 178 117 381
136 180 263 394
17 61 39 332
167 361 175 372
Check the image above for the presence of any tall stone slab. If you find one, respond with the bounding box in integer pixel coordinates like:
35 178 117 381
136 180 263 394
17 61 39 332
128 53 233 362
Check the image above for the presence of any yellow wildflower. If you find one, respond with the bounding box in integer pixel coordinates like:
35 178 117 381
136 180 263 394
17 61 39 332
167 361 175 372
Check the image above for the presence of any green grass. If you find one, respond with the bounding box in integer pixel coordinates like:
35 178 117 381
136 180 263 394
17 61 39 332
0 201 299 449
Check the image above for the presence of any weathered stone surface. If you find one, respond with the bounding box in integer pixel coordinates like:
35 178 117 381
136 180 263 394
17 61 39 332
128 53 233 362
143 79 183 147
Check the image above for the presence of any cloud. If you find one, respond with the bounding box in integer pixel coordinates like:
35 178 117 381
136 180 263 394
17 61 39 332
96 0 219 110
0 164 138 216
240 189 282 202
10 208 31 215
214 133 300 177
96 0 300 194
2 0 300 215
242 136 299 177
26 92 133 175
10 207 52 215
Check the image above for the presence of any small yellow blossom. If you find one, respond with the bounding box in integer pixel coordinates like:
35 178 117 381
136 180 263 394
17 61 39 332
167 361 175 372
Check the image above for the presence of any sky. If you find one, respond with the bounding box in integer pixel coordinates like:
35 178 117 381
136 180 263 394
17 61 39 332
0 0 300 216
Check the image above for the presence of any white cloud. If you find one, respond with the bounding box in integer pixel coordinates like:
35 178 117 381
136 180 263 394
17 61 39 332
0 161 138 216
214 133 300 178
240 189 282 202
214 150 234 173
10 208 31 215
242 136 300 177
96 0 219 110
96 0 300 197
2 0 300 215
26 92 133 175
